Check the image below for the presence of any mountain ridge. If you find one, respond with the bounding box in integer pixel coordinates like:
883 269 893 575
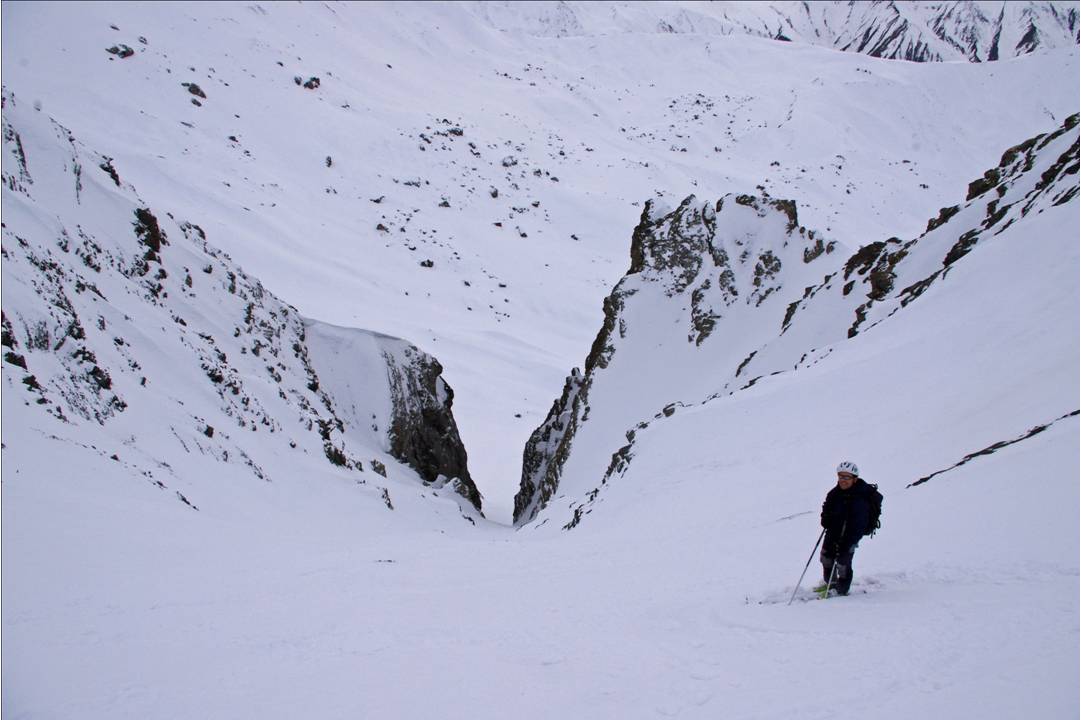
515 112 1079 529
468 1 1079 62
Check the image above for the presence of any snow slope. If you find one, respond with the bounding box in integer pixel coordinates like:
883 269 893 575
2 1 1077 519
518 111 1078 528
0 85 485 522
2 3 1079 717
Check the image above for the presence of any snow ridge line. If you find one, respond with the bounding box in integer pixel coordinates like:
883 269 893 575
906 409 1080 488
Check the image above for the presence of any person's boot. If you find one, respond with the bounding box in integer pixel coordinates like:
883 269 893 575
834 564 851 595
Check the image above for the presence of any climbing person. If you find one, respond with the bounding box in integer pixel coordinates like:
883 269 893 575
816 461 882 597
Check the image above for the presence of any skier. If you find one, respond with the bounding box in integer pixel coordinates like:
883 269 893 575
817 461 876 596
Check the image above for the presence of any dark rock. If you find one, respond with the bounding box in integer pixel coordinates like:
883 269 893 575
384 347 482 512
99 159 121 186
106 45 134 59
88 365 112 390
133 207 166 264
182 83 206 99
966 168 1001 200
514 368 585 525
325 443 348 466
803 237 827 263
943 229 981 266
925 205 960 234
4 351 27 369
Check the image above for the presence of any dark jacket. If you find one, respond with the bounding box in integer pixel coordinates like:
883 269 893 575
821 478 874 553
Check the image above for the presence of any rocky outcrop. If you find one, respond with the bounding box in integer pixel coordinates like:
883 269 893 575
514 368 585 525
742 112 1080 380
872 113 1079 328
385 347 483 512
514 191 833 526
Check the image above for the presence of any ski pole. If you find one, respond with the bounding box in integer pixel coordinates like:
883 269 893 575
787 528 826 606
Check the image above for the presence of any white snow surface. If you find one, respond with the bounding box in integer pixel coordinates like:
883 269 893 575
2 2 1079 718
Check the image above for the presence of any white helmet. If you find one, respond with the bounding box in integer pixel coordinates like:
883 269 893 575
837 461 859 476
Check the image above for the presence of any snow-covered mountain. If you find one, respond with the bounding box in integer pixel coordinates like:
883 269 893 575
515 112 1079 529
2 3 1079 718
471 1 1080 62
2 1 1076 521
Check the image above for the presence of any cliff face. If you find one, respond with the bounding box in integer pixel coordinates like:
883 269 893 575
1 90 482 518
385 346 482 512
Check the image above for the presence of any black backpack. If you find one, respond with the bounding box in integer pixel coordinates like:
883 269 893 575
863 482 883 537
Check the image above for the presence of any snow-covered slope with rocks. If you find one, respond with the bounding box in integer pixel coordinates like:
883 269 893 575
516 112 1078 531
2 2 1079 718
1 89 483 520
2 1 1076 520
515 192 840 525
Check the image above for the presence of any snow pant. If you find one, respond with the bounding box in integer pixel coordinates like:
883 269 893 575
820 545 856 595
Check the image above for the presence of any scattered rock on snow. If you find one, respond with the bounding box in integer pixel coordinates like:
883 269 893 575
106 45 134 59
182 82 206 99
